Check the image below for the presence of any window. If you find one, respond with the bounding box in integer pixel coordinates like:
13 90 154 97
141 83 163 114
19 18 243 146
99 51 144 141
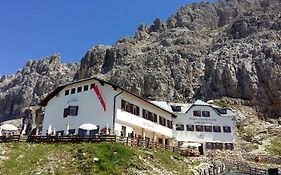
176 124 184 131
77 87 82 93
215 108 227 114
143 109 149 119
121 100 140 116
132 105 140 116
167 120 173 129
65 90 69 96
124 101 130 112
71 88 76 94
171 105 181 112
193 110 201 117
63 106 79 117
206 142 212 150
159 116 166 126
202 111 210 117
148 112 156 122
148 112 153 121
186 125 194 131
148 112 157 123
152 113 157 123
83 85 89 91
225 143 233 150
213 126 221 132
196 125 204 132
204 126 212 132
223 126 231 133
215 143 222 150
69 106 79 116
90 83 95 89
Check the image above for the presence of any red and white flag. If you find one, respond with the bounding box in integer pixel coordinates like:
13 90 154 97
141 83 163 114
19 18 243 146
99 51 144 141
92 85 106 111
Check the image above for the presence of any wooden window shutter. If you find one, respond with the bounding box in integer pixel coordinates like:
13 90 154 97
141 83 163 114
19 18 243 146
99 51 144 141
121 100 125 110
75 106 79 116
63 108 68 118
154 114 157 123
130 104 134 114
136 106 140 116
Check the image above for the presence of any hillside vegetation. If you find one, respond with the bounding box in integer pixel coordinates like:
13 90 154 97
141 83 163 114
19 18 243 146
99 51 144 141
0 142 197 175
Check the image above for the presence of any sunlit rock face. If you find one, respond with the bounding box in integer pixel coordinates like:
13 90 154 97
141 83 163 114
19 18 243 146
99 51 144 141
77 0 281 119
1 0 281 127
0 55 79 122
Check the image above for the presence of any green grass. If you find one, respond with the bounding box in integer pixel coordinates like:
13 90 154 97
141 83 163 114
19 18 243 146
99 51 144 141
240 142 259 152
238 127 255 138
74 143 142 175
0 143 78 175
0 142 196 175
267 135 281 156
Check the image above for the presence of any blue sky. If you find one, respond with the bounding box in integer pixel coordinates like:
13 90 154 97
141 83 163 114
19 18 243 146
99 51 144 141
0 0 215 75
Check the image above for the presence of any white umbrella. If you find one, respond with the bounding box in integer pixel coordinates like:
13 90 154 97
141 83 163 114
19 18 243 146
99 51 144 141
79 123 97 130
106 123 109 135
21 123 27 135
0 124 18 131
181 142 201 148
47 124 52 135
66 123 70 135
36 128 39 136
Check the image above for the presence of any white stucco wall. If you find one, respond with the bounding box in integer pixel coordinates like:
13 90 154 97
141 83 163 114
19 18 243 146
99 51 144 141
173 105 235 143
42 79 173 138
42 79 119 134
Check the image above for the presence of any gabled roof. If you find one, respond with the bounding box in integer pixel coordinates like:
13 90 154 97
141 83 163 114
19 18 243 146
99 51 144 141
193 100 211 106
150 101 192 113
152 100 236 117
38 77 175 116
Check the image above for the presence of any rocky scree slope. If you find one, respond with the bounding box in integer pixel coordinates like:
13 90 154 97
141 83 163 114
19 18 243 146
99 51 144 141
0 0 281 127
0 55 79 124
77 0 281 120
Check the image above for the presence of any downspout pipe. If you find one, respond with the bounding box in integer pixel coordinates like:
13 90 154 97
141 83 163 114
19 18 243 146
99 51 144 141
113 89 123 134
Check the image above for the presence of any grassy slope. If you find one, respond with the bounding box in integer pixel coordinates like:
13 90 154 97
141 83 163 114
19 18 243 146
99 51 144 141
0 142 196 175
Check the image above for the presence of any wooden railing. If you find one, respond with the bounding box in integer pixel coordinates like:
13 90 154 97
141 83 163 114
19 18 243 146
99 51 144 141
115 136 181 153
0 134 204 159
249 167 268 175
26 135 117 143
0 135 20 142
25 135 181 152
225 161 270 175
195 164 226 175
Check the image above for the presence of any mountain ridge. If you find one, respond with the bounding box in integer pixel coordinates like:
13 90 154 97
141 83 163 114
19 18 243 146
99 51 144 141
0 0 280 126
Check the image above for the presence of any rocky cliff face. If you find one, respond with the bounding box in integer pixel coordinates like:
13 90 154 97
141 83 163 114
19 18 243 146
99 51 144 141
0 55 79 123
0 0 280 126
77 0 281 120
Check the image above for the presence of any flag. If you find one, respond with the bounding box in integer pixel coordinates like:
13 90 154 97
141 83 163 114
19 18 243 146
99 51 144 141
92 85 106 111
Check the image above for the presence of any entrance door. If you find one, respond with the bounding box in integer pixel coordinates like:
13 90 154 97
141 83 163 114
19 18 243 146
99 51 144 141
165 139 169 146
199 144 204 155
121 126 126 137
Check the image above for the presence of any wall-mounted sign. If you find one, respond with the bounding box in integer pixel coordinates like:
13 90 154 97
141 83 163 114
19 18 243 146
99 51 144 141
143 121 155 129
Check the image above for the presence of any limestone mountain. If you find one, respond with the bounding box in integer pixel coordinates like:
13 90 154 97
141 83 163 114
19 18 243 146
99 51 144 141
77 0 281 120
0 0 281 124
0 55 79 122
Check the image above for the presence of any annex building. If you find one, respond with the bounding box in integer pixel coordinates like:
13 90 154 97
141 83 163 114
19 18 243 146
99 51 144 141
152 100 236 154
39 77 237 153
